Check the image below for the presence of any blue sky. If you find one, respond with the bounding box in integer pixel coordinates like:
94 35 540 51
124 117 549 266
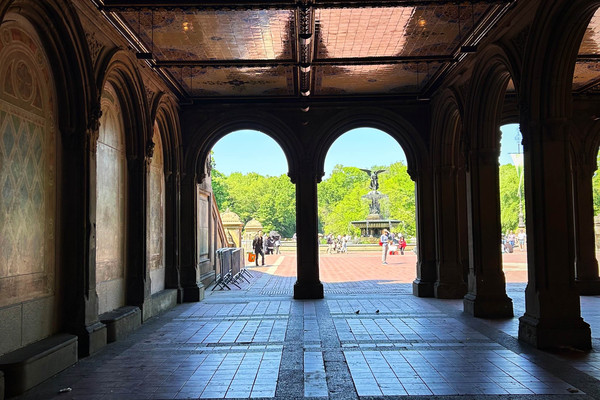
211 125 522 176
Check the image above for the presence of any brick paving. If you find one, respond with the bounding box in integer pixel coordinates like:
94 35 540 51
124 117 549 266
15 253 600 399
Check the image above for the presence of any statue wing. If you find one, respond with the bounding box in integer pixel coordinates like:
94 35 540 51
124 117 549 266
359 168 372 176
374 169 386 175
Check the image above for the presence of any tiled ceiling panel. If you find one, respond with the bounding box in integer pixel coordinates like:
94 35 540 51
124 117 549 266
314 62 443 95
315 3 493 59
119 9 294 60
573 62 600 91
166 66 295 97
579 8 600 55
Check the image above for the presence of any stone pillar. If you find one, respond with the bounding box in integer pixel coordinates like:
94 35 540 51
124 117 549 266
518 120 591 349
179 174 205 302
413 168 437 297
463 149 513 317
433 165 468 298
63 114 106 357
164 172 183 302
293 169 324 299
572 161 600 295
127 154 151 317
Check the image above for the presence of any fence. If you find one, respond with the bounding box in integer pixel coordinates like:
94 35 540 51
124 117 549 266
212 247 253 291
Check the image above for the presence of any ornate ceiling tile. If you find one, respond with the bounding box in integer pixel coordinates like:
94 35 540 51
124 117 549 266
314 3 493 59
119 9 294 60
579 8 600 56
166 65 294 97
573 61 600 90
314 62 443 96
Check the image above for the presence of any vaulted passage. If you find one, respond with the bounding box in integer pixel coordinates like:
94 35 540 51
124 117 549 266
2 0 600 398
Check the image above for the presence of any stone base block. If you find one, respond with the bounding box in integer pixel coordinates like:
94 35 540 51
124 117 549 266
434 281 467 299
576 278 600 295
412 279 434 297
77 322 106 357
142 289 178 321
519 314 591 350
294 281 324 299
181 284 205 303
0 334 77 397
99 306 141 343
0 370 4 400
463 292 513 318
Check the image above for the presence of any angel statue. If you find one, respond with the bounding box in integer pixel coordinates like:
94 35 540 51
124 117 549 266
360 168 386 191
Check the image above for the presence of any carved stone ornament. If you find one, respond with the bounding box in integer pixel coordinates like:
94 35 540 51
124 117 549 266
146 139 155 161
85 30 103 65
145 87 154 106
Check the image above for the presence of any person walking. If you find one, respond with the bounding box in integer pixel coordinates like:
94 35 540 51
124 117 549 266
252 231 265 266
380 229 391 264
275 237 281 254
398 236 407 255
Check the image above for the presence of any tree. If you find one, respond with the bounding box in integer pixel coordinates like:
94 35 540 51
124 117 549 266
498 164 520 233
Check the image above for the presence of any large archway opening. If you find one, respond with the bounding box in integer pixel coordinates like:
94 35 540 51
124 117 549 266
499 123 528 284
209 129 297 289
317 127 416 289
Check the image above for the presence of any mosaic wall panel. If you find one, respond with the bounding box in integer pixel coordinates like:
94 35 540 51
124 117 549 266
315 3 492 59
314 63 442 95
573 61 600 90
96 83 127 314
579 8 600 55
167 66 294 97
0 25 56 308
119 9 294 61
148 122 165 294
197 190 210 263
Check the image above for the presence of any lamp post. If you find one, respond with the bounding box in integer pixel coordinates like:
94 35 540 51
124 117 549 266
510 134 525 229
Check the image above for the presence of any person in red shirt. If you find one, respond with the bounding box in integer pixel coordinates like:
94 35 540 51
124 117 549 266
398 236 407 255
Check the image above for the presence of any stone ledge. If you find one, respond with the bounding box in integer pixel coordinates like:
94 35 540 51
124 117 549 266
0 334 77 398
99 306 141 343
143 289 178 321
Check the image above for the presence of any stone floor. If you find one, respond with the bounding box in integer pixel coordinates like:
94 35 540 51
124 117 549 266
15 252 600 399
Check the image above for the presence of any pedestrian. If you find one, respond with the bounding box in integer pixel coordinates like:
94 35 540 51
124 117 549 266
398 236 407 255
327 234 334 254
275 236 281 254
267 235 275 254
263 234 269 255
380 229 391 264
517 230 526 251
252 231 265 266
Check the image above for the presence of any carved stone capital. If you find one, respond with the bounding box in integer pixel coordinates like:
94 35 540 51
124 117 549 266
145 140 155 164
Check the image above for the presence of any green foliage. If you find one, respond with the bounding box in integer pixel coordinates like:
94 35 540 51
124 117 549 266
318 162 416 238
212 170 296 238
594 152 600 216
499 164 522 233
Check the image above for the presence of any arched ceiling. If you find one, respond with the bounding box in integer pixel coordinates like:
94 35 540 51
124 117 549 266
574 8 600 94
96 0 514 101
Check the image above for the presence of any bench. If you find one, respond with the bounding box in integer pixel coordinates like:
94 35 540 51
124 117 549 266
99 306 141 343
0 334 77 397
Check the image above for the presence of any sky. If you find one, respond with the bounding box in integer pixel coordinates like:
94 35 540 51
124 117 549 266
211 125 523 177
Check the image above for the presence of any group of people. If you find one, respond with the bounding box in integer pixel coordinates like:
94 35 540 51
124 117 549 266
325 234 351 254
251 231 281 266
380 229 407 264
503 230 527 253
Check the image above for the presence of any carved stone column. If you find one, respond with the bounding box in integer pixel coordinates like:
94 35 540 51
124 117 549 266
127 145 151 318
293 168 324 299
63 109 106 357
164 171 183 302
572 161 600 295
463 148 513 317
433 165 467 298
413 167 437 297
179 173 205 302
518 120 591 349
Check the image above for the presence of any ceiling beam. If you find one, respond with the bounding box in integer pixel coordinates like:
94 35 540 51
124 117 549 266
154 55 454 68
98 0 511 11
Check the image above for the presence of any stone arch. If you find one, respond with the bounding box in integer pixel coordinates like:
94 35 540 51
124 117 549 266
466 44 519 151
97 49 149 160
0 13 59 337
314 108 426 181
431 88 464 168
151 93 181 177
185 111 300 183
521 0 598 121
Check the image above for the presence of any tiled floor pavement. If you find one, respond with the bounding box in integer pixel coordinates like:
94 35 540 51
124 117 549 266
15 252 600 399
